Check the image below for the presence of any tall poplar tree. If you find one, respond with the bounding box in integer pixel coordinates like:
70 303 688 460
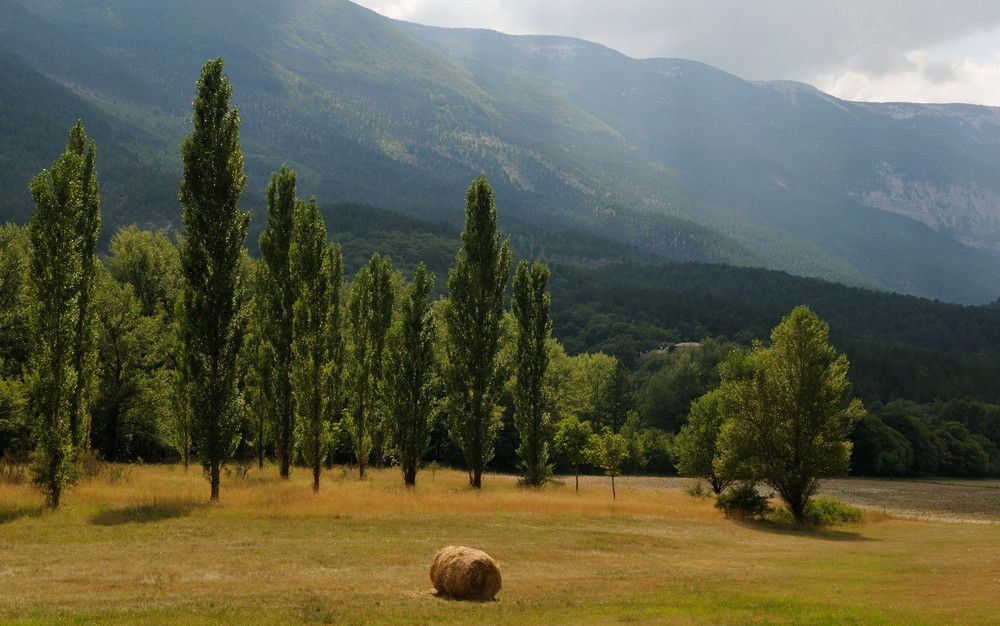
384 264 437 487
178 58 250 500
258 165 297 478
443 175 511 489
27 122 100 507
245 266 272 469
66 122 100 451
511 260 553 486
344 253 393 478
290 198 341 492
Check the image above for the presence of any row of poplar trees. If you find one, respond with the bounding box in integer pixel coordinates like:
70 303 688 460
26 59 555 505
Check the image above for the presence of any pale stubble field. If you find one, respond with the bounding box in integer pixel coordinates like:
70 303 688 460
1 465 998 624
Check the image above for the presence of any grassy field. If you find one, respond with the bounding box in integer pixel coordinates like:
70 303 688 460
1 465 998 624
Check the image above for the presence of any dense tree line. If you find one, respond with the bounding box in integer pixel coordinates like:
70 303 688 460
6 59 1000 511
1 183 680 497
1 59 684 505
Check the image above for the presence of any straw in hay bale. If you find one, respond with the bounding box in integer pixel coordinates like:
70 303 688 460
430 545 502 601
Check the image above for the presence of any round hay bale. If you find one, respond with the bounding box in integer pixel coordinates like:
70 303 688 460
430 545 502 601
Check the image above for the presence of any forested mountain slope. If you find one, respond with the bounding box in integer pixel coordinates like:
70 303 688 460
322 202 1000 405
3 0 1000 303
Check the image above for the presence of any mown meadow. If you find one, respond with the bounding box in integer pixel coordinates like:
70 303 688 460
1 464 998 624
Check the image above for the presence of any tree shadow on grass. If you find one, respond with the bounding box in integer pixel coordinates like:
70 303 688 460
90 500 201 526
735 519 879 542
0 503 46 524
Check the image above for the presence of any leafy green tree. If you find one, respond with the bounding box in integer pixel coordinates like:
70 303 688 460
557 352 618 426
169 302 192 470
590 426 629 500
511 260 553 486
0 225 31 457
715 306 865 523
674 388 736 494
27 123 97 506
108 226 181 319
443 175 512 488
344 253 394 478
935 421 990 476
0 224 31 378
542 341 574 423
635 425 674 475
290 198 341 492
91 269 173 461
258 166 298 478
0 369 28 457
105 226 182 463
880 413 941 475
595 357 635 433
640 339 732 433
553 416 593 492
177 58 250 500
936 398 1000 450
619 412 647 473
849 414 913 477
384 264 437 487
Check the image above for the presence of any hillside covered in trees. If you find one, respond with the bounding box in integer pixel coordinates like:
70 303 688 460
5 0 1000 303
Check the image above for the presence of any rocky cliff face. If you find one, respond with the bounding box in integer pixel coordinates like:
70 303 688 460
859 161 1000 250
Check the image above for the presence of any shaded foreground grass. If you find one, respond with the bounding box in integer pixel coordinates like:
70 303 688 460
1 465 998 624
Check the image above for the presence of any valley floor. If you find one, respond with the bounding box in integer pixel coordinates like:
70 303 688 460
0 465 997 624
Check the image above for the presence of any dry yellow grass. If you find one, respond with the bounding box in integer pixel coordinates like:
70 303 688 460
1 464 999 624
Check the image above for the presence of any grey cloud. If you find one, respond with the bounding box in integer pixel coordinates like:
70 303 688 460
355 0 1000 97
538 1 1000 80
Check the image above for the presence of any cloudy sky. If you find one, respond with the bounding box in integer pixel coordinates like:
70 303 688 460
352 0 1000 106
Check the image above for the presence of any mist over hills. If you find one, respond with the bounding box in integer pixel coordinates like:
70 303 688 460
4 0 1000 303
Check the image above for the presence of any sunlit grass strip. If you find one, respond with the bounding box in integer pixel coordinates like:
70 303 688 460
0 464 722 523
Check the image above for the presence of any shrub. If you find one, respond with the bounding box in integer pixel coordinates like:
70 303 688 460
77 449 105 480
224 459 251 480
802 497 863 525
103 463 133 484
0 450 27 485
684 480 712 498
715 482 771 520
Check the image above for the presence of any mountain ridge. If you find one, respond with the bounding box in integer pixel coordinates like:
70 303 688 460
3 0 1000 303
